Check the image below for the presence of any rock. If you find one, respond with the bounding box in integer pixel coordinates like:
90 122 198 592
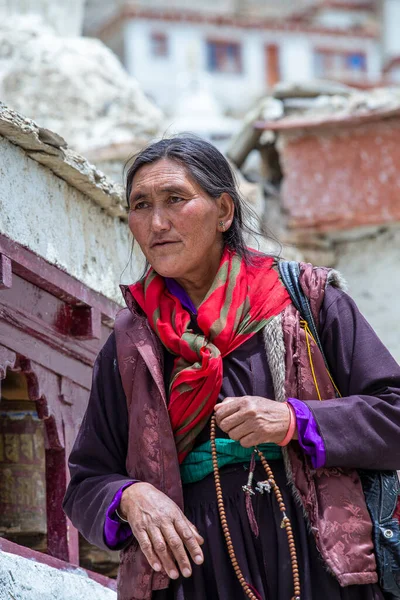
38 128 68 149
227 97 283 168
0 15 163 161
273 79 355 99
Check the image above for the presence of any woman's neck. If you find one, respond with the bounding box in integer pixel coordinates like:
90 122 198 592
174 252 222 309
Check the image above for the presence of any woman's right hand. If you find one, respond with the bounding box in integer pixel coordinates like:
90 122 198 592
120 482 204 579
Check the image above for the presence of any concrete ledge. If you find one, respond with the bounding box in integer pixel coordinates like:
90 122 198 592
0 537 117 600
0 104 127 221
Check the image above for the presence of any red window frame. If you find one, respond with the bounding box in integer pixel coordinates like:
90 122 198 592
206 39 243 74
150 31 169 57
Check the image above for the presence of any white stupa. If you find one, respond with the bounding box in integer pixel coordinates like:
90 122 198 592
165 46 240 152
0 0 162 180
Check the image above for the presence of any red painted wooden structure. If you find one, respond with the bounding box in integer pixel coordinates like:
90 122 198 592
0 233 119 578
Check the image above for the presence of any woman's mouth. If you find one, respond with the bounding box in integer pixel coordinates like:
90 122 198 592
151 240 181 248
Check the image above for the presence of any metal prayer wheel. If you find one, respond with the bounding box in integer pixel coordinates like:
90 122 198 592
0 409 46 537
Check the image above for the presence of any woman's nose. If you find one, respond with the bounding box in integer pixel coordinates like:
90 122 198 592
151 209 170 231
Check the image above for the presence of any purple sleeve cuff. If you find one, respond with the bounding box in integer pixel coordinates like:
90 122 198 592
287 398 326 469
104 482 136 548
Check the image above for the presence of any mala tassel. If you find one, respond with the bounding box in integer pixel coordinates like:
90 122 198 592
243 452 259 538
245 493 259 538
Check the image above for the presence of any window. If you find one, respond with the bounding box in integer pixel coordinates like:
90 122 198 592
206 40 242 74
346 52 366 72
150 32 168 57
314 48 367 80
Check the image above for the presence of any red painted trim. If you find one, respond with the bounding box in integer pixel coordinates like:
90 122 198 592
46 448 79 565
265 44 281 88
317 0 376 10
0 537 117 591
95 6 378 39
206 35 242 45
0 287 99 370
0 318 93 389
314 46 367 57
254 106 400 132
0 234 120 324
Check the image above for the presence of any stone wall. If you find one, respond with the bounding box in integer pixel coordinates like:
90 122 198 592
278 114 400 232
334 226 400 362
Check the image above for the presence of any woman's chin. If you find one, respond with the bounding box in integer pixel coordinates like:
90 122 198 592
151 262 185 280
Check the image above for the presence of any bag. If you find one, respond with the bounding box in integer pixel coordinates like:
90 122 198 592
278 260 400 598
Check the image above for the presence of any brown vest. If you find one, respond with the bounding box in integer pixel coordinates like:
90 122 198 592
114 263 377 600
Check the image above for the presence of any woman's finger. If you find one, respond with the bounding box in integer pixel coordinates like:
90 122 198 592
148 526 180 580
216 410 246 432
239 433 259 448
225 421 255 441
161 523 194 577
214 397 242 420
175 518 204 565
135 528 163 573
188 523 205 546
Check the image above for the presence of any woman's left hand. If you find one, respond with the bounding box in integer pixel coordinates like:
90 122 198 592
214 396 295 447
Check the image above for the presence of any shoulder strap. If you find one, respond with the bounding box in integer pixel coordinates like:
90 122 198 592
278 260 330 375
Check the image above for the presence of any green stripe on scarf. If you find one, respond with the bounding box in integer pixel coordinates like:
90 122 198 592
180 438 282 484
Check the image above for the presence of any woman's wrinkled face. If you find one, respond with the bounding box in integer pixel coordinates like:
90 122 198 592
128 159 231 281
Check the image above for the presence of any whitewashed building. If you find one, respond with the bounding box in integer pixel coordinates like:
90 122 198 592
84 0 395 116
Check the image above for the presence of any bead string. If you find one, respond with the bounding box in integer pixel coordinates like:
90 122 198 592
210 415 301 600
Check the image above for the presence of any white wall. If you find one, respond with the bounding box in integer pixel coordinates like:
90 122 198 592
0 549 116 600
123 18 381 115
334 227 400 363
389 65 400 83
0 136 142 305
383 0 400 59
124 19 268 114
314 8 371 29
280 37 314 82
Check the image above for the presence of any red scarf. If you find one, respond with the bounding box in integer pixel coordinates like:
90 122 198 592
130 248 291 463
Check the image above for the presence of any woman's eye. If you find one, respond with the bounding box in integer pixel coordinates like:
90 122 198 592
169 196 183 204
131 201 148 210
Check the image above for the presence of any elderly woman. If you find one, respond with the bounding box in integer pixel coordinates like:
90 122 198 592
63 137 400 600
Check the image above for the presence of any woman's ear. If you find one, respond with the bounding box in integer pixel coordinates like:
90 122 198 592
217 193 235 230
